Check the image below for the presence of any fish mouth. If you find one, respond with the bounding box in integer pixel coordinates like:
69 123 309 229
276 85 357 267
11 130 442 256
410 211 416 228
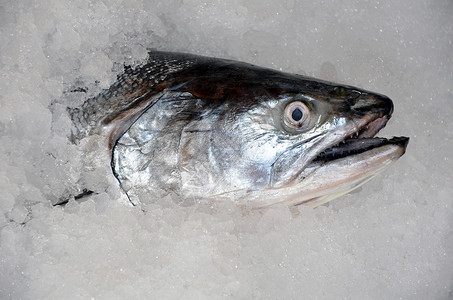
285 115 410 208
312 116 409 164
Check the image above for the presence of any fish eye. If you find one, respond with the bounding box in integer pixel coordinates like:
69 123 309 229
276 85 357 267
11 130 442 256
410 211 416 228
283 101 310 129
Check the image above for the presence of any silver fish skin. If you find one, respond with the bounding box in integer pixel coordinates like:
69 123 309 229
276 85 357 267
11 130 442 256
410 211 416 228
68 51 408 209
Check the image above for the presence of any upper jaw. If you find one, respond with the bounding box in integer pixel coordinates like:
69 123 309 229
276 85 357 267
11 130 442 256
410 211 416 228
357 116 389 138
306 91 396 166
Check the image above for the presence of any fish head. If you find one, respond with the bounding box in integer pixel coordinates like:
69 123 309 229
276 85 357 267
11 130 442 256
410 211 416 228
109 54 408 208
210 79 408 208
172 69 408 207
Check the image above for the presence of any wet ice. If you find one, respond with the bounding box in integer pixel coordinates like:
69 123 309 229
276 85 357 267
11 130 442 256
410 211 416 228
1 0 453 299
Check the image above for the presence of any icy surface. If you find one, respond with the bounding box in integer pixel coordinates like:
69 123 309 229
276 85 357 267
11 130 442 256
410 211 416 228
1 0 453 299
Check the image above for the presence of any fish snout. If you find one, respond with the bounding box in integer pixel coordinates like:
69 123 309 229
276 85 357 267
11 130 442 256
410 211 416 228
350 93 394 118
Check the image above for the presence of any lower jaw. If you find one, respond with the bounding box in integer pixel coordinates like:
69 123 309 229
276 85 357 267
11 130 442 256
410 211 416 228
293 142 407 207
247 142 407 209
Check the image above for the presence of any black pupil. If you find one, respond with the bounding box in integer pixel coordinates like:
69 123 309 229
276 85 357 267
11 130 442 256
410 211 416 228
291 108 303 121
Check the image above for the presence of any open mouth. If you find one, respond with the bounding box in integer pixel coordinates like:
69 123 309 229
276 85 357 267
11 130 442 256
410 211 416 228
313 116 409 163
